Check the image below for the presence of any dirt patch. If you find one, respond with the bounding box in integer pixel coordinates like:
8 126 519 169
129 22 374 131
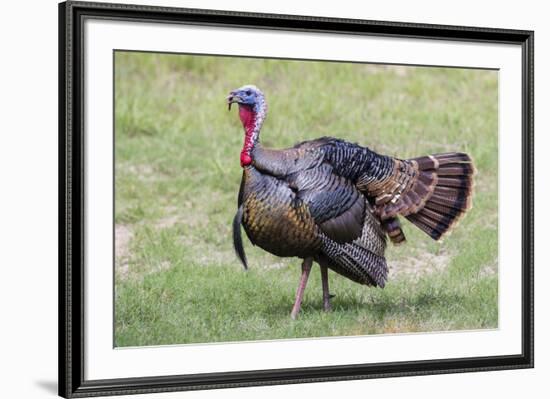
388 249 451 281
155 202 205 230
264 261 289 270
117 162 170 183
115 224 133 279
194 248 237 267
155 215 181 229
479 259 498 278
387 65 409 77
115 223 175 280
153 260 172 274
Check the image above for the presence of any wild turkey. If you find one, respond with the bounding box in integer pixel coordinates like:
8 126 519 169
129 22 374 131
228 85 474 319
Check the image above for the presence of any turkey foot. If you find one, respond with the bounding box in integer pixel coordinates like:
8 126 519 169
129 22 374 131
320 264 332 312
290 258 313 319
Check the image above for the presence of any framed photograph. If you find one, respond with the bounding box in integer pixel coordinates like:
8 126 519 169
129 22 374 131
59 1 534 397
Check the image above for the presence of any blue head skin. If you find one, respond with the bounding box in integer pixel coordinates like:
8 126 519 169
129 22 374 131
227 85 268 167
227 85 266 113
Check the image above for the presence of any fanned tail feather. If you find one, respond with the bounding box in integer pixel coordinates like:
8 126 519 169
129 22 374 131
406 152 475 240
381 217 406 245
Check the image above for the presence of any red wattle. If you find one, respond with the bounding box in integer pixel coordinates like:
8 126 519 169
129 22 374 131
240 152 253 167
239 105 255 126
238 104 257 168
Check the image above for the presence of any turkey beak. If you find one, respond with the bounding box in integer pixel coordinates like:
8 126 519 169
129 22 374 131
227 93 242 111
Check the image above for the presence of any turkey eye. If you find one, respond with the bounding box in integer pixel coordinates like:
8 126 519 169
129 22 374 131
245 90 251 96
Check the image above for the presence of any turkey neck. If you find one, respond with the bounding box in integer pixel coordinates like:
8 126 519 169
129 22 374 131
239 102 266 167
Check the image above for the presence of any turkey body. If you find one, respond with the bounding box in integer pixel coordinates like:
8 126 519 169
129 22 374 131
228 85 474 316
237 136 444 288
239 165 323 259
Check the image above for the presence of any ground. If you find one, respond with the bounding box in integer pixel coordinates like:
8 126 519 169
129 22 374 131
114 52 498 347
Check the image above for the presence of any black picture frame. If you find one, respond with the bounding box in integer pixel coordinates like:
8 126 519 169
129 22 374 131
59 1 534 397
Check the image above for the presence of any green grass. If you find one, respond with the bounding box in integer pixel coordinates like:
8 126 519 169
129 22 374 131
114 51 498 347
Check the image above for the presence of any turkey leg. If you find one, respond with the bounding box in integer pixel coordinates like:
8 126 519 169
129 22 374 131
290 258 313 319
320 264 332 312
